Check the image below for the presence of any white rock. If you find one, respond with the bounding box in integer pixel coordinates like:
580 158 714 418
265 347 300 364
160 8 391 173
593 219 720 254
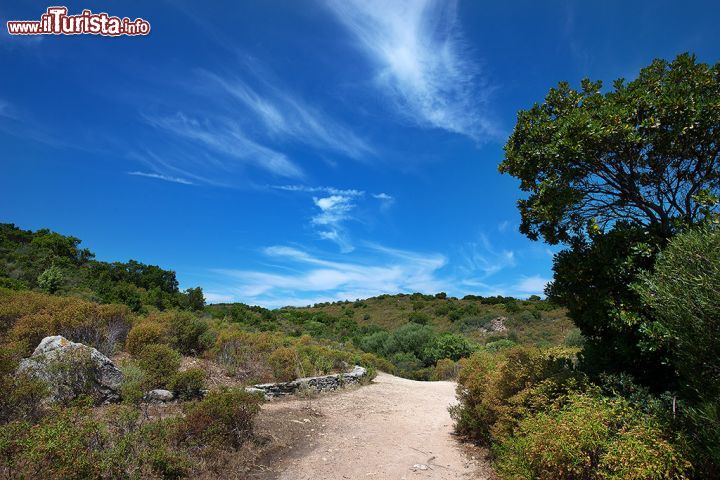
146 389 175 402
18 335 123 404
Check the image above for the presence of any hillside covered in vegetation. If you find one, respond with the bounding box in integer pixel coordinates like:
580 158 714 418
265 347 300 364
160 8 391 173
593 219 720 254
0 223 204 312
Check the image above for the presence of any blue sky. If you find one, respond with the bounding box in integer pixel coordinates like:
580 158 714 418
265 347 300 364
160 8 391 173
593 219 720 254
2 1 719 307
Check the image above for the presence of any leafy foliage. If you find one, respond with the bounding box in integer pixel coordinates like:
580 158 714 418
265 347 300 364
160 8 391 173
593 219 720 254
494 393 691 480
136 344 182 389
635 226 720 399
169 368 206 401
547 225 672 387
500 53 720 244
178 388 263 449
0 223 204 312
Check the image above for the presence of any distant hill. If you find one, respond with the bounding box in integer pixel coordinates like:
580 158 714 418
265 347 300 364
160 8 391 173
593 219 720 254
298 293 574 348
208 291 576 350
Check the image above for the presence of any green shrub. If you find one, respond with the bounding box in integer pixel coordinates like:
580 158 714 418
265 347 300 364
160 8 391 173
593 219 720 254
178 388 263 449
352 352 392 377
683 401 720 479
37 266 64 294
484 338 516 352
408 311 431 325
383 323 434 360
433 358 457 380
167 311 208 354
0 405 107 479
358 330 391 356
0 371 48 423
169 368 206 401
119 360 147 405
126 322 168 356
390 351 422 375
635 226 720 399
451 346 580 444
564 328 585 347
137 344 181 389
0 343 48 422
267 346 298 381
450 350 501 443
494 393 691 480
423 333 474 364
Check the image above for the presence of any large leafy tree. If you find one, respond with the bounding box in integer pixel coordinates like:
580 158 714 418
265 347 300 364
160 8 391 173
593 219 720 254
500 53 720 245
500 53 720 386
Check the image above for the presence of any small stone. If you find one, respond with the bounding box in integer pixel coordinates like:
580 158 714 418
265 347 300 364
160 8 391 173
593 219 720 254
146 389 175 402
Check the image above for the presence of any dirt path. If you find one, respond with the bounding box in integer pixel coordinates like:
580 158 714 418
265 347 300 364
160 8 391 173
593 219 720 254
262 372 493 480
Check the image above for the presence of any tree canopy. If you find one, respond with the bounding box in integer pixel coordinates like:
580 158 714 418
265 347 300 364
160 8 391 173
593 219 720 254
500 53 720 244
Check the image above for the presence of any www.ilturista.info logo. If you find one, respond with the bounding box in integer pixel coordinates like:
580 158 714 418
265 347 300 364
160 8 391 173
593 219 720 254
7 6 150 36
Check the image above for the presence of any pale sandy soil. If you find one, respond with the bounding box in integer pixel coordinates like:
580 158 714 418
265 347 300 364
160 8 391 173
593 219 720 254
262 372 494 480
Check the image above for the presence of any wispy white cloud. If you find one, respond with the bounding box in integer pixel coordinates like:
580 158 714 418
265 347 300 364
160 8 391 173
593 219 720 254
373 192 395 211
127 171 194 185
325 0 498 140
459 234 516 279
203 238 551 306
312 194 357 252
273 185 395 252
127 150 233 188
208 243 447 307
274 185 365 197
373 192 393 200
200 70 373 159
143 112 304 179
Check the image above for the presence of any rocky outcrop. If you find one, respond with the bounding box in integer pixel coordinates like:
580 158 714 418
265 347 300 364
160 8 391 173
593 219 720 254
480 316 507 334
248 365 368 398
18 335 123 404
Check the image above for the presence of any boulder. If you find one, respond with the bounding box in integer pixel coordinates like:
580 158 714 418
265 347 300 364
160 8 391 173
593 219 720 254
18 335 123 404
145 389 175 402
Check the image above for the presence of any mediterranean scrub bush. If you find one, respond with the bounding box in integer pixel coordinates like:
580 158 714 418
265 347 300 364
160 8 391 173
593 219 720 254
635 226 720 399
178 388 263 449
0 404 108 479
169 368 206 401
494 393 691 480
0 343 48 422
137 344 181 389
451 346 582 443
635 226 720 476
126 321 169 356
0 289 130 355
267 346 299 381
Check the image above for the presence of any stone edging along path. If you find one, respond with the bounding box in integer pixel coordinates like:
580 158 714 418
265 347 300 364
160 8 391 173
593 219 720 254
246 365 367 398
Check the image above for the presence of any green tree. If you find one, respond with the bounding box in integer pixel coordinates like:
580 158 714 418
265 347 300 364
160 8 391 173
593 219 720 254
183 287 205 311
500 53 719 244
37 266 63 294
500 53 720 387
547 225 672 386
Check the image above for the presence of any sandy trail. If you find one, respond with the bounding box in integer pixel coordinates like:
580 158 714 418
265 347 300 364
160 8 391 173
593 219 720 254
265 372 492 480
